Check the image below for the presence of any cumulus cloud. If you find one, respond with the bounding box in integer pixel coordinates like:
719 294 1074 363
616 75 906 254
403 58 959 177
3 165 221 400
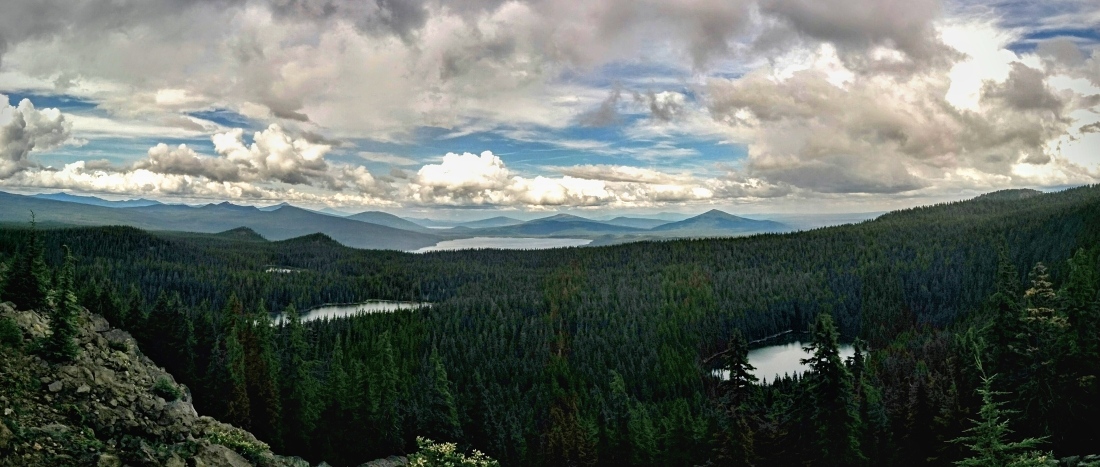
406 151 787 206
0 95 72 177
212 125 333 186
705 32 1098 195
757 0 949 67
134 143 242 181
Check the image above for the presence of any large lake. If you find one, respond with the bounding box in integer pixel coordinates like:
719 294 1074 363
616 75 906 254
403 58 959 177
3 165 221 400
715 340 856 382
275 301 427 323
412 237 592 252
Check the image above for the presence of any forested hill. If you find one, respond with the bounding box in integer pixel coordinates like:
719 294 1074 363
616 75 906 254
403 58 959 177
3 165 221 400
1 185 1098 466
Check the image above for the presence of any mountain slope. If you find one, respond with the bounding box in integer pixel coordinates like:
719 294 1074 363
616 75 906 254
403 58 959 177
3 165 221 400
473 213 645 236
30 192 162 208
0 191 441 250
603 216 670 229
0 304 307 467
649 209 788 235
347 210 434 233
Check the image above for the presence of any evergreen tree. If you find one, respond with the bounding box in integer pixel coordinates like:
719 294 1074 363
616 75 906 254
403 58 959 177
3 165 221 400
370 331 403 453
4 217 48 312
280 304 319 455
954 357 1046 467
44 245 80 362
801 313 864 466
244 302 282 448
1015 263 1068 437
223 295 252 429
712 332 757 466
425 348 462 441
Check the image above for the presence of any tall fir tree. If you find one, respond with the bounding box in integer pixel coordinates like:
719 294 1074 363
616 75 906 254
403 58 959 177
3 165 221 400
712 331 757 466
954 356 1046 467
44 245 80 362
424 348 462 442
244 302 282 449
223 295 252 429
4 216 48 312
801 313 864 466
280 304 319 456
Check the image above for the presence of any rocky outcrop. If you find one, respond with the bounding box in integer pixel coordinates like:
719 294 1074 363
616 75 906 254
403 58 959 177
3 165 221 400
0 302 309 467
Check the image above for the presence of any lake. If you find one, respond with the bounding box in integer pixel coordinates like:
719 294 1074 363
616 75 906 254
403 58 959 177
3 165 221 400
748 341 856 381
412 237 592 252
715 341 856 382
275 301 427 323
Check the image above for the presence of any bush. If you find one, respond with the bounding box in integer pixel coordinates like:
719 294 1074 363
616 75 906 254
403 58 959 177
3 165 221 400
151 377 181 401
107 339 128 352
407 437 500 467
0 316 21 348
205 424 269 461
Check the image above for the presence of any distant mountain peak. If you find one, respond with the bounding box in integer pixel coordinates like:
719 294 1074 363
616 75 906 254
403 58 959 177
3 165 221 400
540 213 588 222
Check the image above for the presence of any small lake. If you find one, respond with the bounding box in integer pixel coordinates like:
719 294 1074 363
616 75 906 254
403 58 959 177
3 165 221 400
412 237 592 253
715 341 856 382
275 301 427 323
748 341 855 381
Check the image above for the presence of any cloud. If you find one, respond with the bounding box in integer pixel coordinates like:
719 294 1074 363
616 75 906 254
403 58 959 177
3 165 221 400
705 30 1097 195
134 143 242 181
359 151 419 166
212 124 333 186
558 164 692 184
407 151 788 206
634 90 686 122
0 95 72 177
578 87 623 127
756 0 948 65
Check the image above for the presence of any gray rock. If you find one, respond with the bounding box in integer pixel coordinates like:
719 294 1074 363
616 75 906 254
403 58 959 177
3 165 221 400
192 443 253 467
48 381 63 392
77 384 91 394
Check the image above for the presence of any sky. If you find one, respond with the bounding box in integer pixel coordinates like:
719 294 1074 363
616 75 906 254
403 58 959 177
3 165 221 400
0 0 1097 219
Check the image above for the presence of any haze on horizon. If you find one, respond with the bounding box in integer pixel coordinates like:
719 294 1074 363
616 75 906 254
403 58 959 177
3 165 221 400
0 0 1097 221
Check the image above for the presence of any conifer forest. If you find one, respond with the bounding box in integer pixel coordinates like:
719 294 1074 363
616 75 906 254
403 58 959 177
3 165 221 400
3 186 1100 466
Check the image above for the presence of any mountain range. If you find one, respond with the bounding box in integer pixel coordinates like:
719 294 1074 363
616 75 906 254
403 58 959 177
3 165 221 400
0 190 792 250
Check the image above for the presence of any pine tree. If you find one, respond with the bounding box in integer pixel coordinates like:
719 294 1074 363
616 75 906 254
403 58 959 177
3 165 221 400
1016 263 1068 437
244 302 282 448
801 313 864 466
4 217 48 312
424 348 462 441
954 357 1046 466
370 331 403 453
280 304 319 455
713 332 757 466
223 295 251 429
44 245 80 362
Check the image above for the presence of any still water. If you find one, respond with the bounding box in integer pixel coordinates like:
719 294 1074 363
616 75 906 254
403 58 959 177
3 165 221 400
748 341 856 381
412 237 592 252
275 301 427 323
714 341 856 382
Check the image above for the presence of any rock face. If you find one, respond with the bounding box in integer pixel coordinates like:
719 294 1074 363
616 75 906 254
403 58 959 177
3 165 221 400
0 302 309 467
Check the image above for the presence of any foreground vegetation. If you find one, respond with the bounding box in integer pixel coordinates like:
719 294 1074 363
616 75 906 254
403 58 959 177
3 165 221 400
1 186 1098 466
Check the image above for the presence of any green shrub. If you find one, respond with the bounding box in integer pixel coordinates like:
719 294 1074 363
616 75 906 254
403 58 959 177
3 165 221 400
151 377 181 401
407 437 500 467
205 424 269 461
107 340 128 352
0 316 21 348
